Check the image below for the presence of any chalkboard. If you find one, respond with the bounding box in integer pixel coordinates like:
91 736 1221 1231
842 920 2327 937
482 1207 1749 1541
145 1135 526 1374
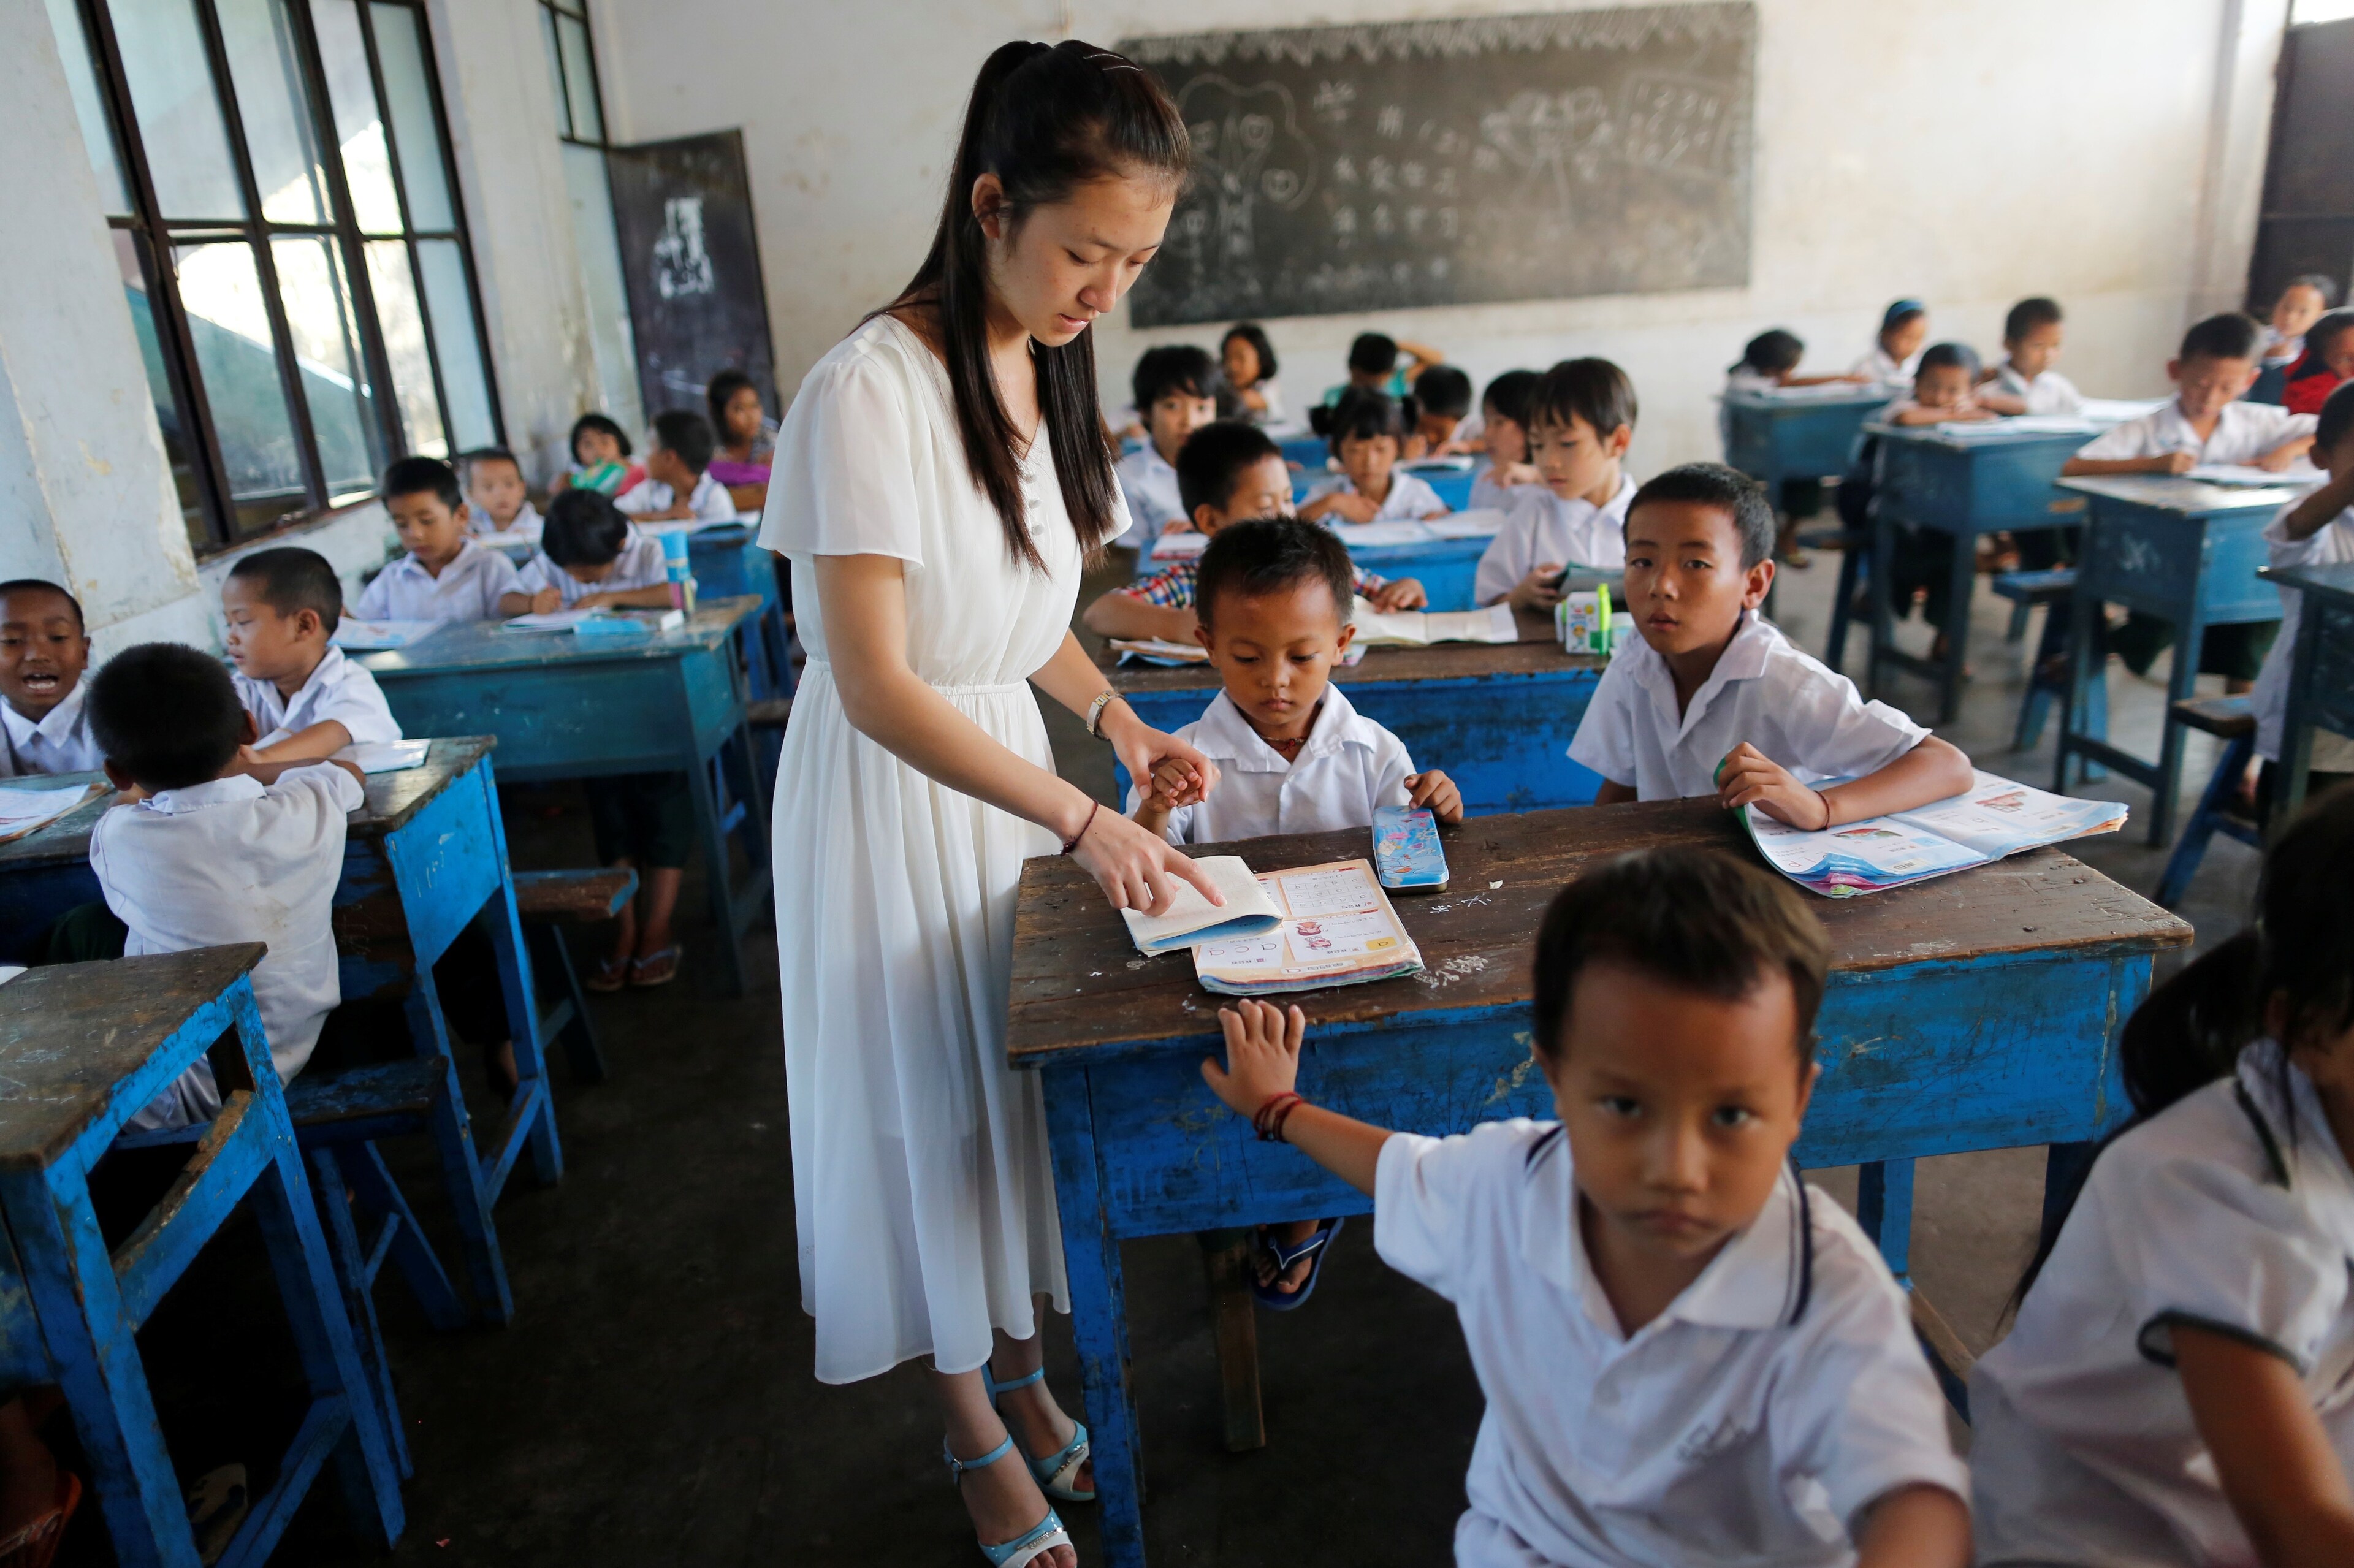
604 129 779 420
1120 4 1755 327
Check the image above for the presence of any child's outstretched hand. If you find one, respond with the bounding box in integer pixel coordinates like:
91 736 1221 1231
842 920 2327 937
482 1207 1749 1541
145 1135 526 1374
1716 742 1832 829
1369 577 1428 611
1201 1000 1306 1119
1406 769 1463 823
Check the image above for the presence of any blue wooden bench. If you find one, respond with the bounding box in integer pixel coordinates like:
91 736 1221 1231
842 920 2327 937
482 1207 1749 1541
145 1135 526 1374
1990 568 2086 752
513 867 639 1084
2153 696 2261 908
1990 566 2075 645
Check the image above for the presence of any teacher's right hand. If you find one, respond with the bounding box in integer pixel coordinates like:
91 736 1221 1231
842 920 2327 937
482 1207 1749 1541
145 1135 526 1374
1073 807 1224 917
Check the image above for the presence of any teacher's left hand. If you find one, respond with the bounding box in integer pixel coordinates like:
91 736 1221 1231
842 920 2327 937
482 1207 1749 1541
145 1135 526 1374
1103 701 1220 809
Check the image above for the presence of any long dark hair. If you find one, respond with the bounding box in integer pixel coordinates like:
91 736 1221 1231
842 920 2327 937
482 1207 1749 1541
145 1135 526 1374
706 368 760 446
886 40 1188 568
2013 783 2354 1307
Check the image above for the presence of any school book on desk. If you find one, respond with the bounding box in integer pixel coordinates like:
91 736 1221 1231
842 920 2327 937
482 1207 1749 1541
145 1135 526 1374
1743 771 2126 898
1187 859 1425 996
1350 601 1515 647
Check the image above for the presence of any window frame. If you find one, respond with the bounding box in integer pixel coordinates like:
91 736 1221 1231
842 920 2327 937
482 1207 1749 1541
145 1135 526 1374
62 0 503 552
539 0 610 151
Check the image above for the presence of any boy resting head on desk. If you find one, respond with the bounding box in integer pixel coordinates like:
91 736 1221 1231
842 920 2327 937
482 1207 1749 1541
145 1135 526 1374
1876 341 1995 427
82 643 365 1131
1081 421 1425 644
223 547 402 767
356 455 530 624
1572 463 1973 826
517 489 674 615
0 578 99 776
2063 312 2316 479
616 409 737 524
1476 357 1640 610
1200 848 1971 1568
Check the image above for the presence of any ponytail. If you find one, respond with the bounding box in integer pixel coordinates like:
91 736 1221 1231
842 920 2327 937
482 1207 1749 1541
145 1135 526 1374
886 41 1189 568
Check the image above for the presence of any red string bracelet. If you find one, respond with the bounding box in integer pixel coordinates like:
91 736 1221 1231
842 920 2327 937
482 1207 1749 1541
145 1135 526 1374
1254 1092 1304 1143
1061 801 1098 856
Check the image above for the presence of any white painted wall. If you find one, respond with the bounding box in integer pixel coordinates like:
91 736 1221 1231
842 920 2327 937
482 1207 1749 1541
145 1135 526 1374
594 0 2289 475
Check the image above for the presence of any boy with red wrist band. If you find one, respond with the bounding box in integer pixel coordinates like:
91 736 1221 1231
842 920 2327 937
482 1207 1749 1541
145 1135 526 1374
1200 848 1970 1568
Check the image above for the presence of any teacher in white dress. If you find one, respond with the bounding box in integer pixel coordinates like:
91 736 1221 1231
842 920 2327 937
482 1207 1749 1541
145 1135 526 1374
757 40 1219 1568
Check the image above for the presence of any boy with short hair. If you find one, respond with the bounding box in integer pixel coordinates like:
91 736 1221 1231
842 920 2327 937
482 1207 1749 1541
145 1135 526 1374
1200 848 1970 1567
1572 463 1974 823
517 489 675 614
84 642 365 1130
1321 332 1444 405
223 547 402 763
1083 422 1427 643
462 446 543 547
617 410 736 523
1116 345 1219 543
356 456 529 623
0 579 101 776
1976 297 2084 417
1411 363 1476 455
1476 358 1640 609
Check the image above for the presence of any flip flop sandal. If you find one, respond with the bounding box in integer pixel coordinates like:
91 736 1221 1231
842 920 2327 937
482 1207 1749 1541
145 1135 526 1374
943 1437 1072 1567
1252 1217 1343 1312
628 946 681 988
583 955 630 994
983 1366 1092 1503
0 1468 81 1568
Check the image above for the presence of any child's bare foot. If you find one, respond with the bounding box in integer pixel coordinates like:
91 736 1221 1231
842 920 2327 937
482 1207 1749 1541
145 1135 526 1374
952 1434 1075 1567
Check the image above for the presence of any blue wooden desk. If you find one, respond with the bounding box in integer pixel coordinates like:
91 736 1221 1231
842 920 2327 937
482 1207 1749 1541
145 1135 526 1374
1863 423 2090 724
1278 435 1330 471
1136 531 1493 614
0 946 406 1567
2265 557 2354 834
1721 389 1887 508
0 739 558 1325
1007 799 2190 1568
687 523 793 701
355 598 772 995
1100 609 1604 814
2055 476 2298 844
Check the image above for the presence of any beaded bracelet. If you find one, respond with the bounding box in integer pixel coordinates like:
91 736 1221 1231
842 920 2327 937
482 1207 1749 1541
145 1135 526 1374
1253 1091 1304 1143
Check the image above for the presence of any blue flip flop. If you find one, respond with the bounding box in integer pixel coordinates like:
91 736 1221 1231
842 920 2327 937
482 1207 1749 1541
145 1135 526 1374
1252 1217 1343 1312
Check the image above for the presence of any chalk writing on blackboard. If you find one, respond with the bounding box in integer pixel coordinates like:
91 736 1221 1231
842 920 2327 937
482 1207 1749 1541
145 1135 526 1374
1121 5 1755 325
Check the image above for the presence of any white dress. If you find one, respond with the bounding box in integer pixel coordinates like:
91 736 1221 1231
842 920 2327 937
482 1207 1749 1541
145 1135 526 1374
760 314 1111 1383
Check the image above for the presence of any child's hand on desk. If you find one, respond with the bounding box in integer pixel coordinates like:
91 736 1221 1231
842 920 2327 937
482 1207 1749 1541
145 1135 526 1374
529 587 563 615
1369 578 1427 611
1716 742 1831 830
1406 769 1464 823
1508 564 1565 613
1200 1000 1306 1117
2255 441 2312 473
576 590 622 611
2155 450 2200 476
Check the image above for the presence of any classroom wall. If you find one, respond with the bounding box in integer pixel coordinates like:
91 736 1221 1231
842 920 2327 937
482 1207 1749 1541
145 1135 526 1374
592 0 2291 474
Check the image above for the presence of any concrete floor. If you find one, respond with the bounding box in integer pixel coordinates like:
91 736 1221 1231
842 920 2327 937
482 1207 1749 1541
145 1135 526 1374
57 537 2264 1566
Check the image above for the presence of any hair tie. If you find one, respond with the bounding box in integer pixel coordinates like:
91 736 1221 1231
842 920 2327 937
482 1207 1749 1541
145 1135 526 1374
1883 298 1925 329
1083 49 1143 74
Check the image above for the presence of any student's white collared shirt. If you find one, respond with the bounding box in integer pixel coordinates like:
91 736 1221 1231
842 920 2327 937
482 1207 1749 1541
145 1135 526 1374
1851 344 1921 388
512 533 670 609
352 537 521 624
90 765 363 1130
234 647 402 751
1475 473 1637 603
1985 362 2085 416
1114 444 1185 547
2074 398 2317 465
1126 685 1414 844
1569 612 1929 799
467 500 543 546
615 470 737 523
2252 499 2354 768
1305 470 1449 523
0 679 103 777
1971 1040 2354 1567
1377 1120 1968 1568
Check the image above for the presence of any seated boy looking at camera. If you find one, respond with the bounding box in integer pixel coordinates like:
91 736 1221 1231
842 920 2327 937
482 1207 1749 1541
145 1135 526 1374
1 579 101 776
462 446 543 547
1571 463 1973 826
355 456 530 623
1475 358 1640 610
1081 421 1425 644
1200 848 1970 1568
617 409 736 524
223 547 402 764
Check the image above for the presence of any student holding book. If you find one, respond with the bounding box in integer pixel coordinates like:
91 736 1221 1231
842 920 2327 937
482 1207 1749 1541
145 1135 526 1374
756 42 1218 1568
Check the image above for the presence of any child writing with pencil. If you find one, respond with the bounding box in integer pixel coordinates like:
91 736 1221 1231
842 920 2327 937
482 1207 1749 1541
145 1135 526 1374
0 579 100 776
1571 463 1973 821
1130 516 1460 1307
1201 848 1970 1566
1475 358 1639 609
617 410 736 524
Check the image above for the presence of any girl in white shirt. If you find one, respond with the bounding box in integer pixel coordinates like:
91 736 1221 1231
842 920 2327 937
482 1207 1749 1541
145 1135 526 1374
1466 368 1542 512
1219 322 1284 425
1851 299 1929 387
1973 784 2354 1567
1298 390 1450 525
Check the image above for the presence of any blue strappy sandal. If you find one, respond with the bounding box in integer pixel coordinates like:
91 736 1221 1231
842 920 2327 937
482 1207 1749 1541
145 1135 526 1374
1252 1217 1344 1312
944 1436 1072 1568
983 1365 1094 1502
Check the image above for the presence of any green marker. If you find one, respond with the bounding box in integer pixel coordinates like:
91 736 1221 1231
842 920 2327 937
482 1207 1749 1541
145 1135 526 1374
1594 582 1611 653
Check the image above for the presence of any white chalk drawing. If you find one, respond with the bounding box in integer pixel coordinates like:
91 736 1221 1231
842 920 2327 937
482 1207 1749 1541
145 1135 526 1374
1128 6 1751 69
1480 87 1615 218
652 197 715 299
1169 74 1319 276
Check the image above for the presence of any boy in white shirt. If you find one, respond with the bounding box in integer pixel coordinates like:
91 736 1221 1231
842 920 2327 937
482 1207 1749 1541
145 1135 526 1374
1975 297 2085 417
1200 848 1971 1567
1476 359 1640 609
354 456 529 624
1572 463 1973 818
1130 517 1461 1308
2065 312 2319 689
222 547 402 762
1411 363 1477 456
2251 379 2354 816
616 410 737 524
0 579 102 776
462 446 543 549
514 489 675 614
83 642 365 1130
1299 390 1450 526
1851 299 1928 387
1114 344 1217 545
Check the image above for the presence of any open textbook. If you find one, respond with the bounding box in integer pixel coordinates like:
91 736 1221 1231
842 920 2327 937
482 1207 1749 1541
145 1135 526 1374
1350 601 1515 647
0 781 102 845
1120 856 1281 955
1189 859 1425 996
1745 771 2127 898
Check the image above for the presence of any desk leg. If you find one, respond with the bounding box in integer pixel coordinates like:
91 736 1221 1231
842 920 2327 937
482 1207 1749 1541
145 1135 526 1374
1867 512 1898 701
1855 1160 1915 1287
1042 1068 1146 1568
687 750 750 997
481 868 563 1189
1938 528 1975 726
1197 1230 1265 1452
404 976 516 1323
2273 604 2323 843
2151 610 2203 846
2055 591 2098 792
